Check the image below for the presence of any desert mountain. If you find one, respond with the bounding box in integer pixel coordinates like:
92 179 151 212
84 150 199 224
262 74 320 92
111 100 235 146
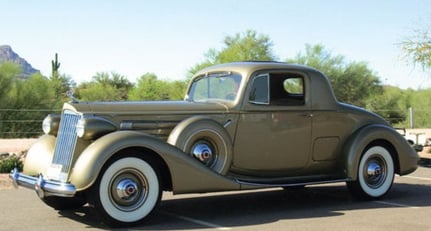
0 45 39 77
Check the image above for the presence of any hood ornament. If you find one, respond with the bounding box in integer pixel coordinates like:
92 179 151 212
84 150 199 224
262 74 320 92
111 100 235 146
66 90 79 103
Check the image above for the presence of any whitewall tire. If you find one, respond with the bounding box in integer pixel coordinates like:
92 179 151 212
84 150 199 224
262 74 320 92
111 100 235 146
90 156 161 226
347 146 395 199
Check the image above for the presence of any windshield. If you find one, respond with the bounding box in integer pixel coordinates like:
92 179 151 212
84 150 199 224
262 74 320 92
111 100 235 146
187 72 242 102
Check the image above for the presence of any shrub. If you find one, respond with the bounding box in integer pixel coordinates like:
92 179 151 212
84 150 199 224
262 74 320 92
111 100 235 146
0 153 23 173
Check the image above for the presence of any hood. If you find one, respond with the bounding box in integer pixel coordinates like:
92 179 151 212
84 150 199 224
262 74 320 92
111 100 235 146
63 100 231 115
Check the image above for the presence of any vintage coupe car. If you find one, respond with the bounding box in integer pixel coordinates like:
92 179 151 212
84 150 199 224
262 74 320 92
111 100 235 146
11 61 419 226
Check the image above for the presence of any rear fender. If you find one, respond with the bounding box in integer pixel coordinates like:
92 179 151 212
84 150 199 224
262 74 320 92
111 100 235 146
343 124 418 180
69 131 240 193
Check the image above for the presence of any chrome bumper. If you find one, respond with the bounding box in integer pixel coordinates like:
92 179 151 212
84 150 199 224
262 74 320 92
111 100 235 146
9 168 76 198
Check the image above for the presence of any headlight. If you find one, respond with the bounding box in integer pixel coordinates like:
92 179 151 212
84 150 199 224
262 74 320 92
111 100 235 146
42 114 61 136
76 117 117 139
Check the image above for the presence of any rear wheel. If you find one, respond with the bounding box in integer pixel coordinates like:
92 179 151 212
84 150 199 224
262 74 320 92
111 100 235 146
347 145 394 199
89 156 161 227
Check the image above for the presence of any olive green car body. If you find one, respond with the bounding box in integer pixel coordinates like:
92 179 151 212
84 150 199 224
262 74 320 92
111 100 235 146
14 62 418 200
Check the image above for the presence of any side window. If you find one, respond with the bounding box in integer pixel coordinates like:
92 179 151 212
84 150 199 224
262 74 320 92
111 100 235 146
249 74 269 104
284 78 303 95
270 73 305 106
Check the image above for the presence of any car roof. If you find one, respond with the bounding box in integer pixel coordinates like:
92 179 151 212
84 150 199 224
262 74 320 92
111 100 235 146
194 61 319 77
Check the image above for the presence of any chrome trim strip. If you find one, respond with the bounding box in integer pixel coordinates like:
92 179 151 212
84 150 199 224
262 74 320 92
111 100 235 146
236 178 348 187
9 168 76 198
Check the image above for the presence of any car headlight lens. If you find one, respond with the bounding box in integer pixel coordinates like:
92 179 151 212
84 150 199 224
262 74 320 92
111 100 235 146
42 114 61 136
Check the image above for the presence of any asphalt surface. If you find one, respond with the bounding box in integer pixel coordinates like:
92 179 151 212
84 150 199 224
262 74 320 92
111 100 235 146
1 162 431 231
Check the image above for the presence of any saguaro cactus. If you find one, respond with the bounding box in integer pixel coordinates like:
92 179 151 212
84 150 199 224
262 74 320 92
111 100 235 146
51 53 61 78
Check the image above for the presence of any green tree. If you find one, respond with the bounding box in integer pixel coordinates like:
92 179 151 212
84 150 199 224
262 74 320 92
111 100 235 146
366 86 407 125
128 73 170 100
167 80 188 100
189 30 276 76
288 44 381 107
0 62 21 108
75 72 133 101
93 72 133 100
400 21 431 71
76 82 122 101
0 67 57 137
406 89 431 128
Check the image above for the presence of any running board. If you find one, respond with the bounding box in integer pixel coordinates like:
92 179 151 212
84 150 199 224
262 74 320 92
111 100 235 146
235 178 349 188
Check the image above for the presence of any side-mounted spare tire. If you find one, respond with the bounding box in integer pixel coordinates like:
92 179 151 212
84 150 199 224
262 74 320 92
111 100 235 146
167 117 233 175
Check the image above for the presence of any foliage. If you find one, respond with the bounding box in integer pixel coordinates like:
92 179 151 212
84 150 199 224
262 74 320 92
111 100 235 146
49 53 75 107
0 62 21 107
366 86 407 125
0 63 60 137
0 154 23 173
287 44 381 107
75 72 133 101
405 89 431 128
188 30 276 76
400 21 431 71
128 73 187 100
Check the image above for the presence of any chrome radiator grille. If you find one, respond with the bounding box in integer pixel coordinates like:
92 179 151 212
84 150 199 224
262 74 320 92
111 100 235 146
51 110 81 174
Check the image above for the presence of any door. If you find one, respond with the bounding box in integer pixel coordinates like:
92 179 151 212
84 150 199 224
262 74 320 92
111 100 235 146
232 72 312 174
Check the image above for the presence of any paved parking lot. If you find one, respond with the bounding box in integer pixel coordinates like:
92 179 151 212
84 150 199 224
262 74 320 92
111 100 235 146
1 162 431 231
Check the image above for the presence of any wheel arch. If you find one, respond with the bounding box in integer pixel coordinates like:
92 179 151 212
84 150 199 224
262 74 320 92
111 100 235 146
343 124 408 181
69 131 174 191
102 147 173 192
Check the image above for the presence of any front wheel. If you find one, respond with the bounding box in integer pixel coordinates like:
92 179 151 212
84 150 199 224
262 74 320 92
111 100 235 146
347 146 395 199
89 156 161 227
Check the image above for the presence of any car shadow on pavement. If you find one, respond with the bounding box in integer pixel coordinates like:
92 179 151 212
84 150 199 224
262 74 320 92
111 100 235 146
57 182 431 230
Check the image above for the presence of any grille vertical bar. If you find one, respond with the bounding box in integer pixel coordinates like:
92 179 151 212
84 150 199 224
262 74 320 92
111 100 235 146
51 110 81 174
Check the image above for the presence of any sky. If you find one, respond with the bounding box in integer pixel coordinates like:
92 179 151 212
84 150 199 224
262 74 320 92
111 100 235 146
1 0 431 89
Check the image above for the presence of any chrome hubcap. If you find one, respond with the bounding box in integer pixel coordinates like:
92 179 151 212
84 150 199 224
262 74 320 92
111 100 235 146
191 141 216 167
109 170 148 211
116 179 138 199
363 156 387 189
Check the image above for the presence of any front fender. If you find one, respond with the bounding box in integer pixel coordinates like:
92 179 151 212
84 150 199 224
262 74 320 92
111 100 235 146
23 135 55 176
69 131 240 193
343 124 418 180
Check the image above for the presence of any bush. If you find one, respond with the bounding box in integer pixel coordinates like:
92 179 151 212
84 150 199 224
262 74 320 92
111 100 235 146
0 153 23 173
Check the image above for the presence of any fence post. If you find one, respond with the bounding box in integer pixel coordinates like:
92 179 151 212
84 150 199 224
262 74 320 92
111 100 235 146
409 107 414 129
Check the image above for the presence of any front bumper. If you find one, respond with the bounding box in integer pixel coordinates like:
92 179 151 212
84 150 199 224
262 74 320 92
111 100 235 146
9 168 76 198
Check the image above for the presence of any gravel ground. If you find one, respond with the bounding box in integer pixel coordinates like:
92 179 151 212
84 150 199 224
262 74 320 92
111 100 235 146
0 174 12 190
0 138 36 191
0 138 36 154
